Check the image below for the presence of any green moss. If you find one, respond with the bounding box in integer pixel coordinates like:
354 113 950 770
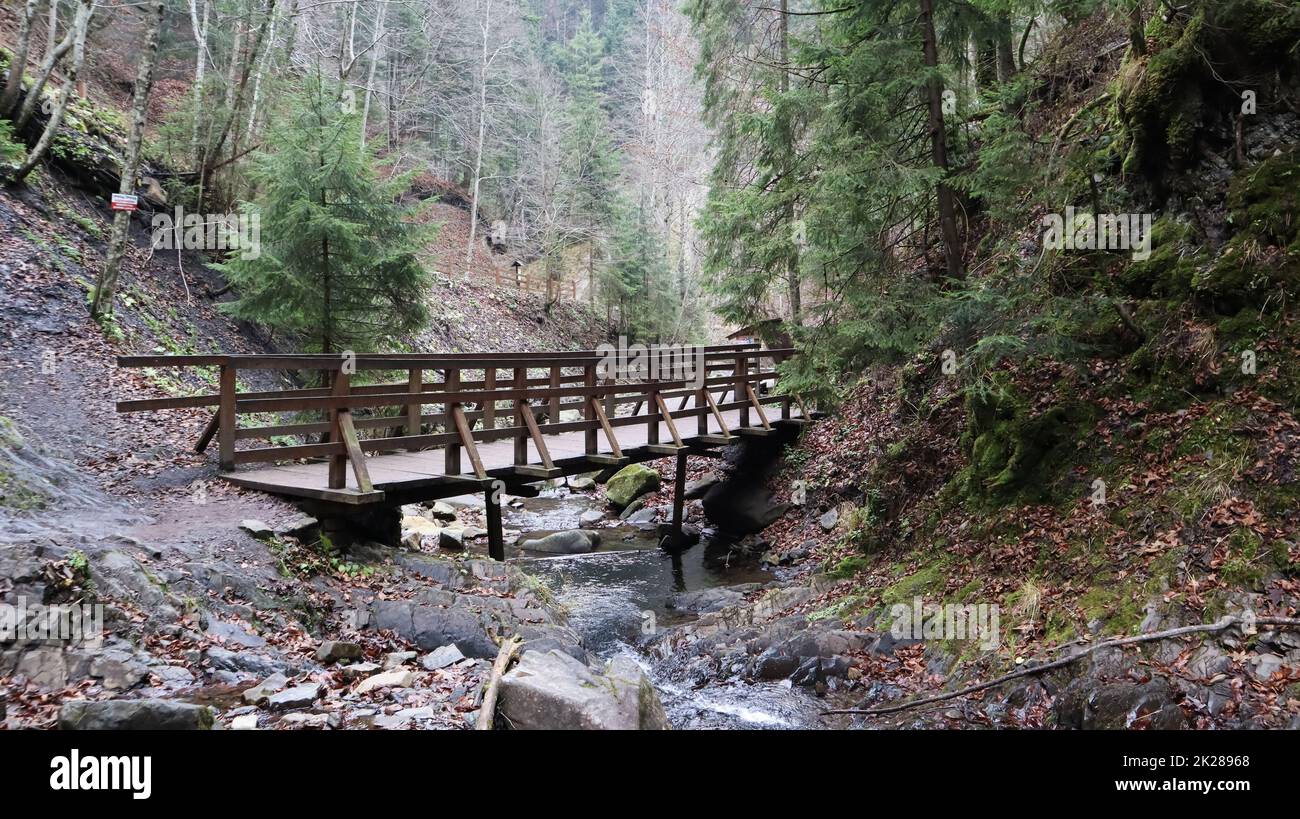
957 376 1099 505
1219 527 1269 589
1118 216 1201 298
1079 578 1145 635
827 555 872 579
881 564 946 606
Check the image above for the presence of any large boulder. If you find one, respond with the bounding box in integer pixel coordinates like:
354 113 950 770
518 530 601 554
498 650 670 730
59 699 215 730
604 464 660 510
701 482 790 536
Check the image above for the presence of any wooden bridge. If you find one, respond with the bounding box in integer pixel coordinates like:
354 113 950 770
115 343 814 558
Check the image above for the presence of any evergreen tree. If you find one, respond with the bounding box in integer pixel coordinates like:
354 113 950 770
217 74 432 354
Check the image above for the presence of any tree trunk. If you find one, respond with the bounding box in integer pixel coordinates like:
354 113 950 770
9 0 93 185
12 2 79 131
779 0 801 326
919 0 963 280
91 0 165 319
464 0 494 280
45 0 59 63
0 0 42 118
359 0 388 153
246 0 281 137
995 13 1017 82
189 0 209 163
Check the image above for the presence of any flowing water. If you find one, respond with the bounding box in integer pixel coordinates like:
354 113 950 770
478 487 838 729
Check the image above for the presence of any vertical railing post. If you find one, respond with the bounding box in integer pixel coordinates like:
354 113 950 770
407 366 422 446
646 377 660 446
734 354 749 428
483 367 497 430
218 362 237 471
513 365 529 465
583 363 597 455
328 369 350 489
444 367 462 475
548 364 561 425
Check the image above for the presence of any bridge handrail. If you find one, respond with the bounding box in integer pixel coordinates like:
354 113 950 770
114 344 807 492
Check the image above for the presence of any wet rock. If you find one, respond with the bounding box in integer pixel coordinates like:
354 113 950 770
578 509 605 526
266 683 323 711
657 522 702 550
625 508 656 526
280 712 331 729
384 651 418 668
355 669 415 694
518 530 601 555
239 519 274 539
242 672 289 705
59 699 214 730
498 650 670 730
604 464 660 509
429 501 458 520
371 599 498 658
701 483 789 536
89 654 148 691
818 508 840 532
617 498 646 520
684 473 720 500
421 644 466 670
337 661 381 681
206 646 292 678
275 514 319 541
438 529 465 551
206 619 267 649
229 713 259 730
315 641 364 664
568 476 596 491
667 584 760 614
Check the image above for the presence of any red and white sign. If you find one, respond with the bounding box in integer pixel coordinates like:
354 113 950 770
110 193 139 212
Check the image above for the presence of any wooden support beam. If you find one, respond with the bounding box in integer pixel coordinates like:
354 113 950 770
745 383 772 430
655 393 685 448
734 356 749 428
590 396 623 458
703 387 732 439
666 450 688 553
196 409 220 454
519 396 555 470
485 485 504 561
451 404 487 479
336 410 373 492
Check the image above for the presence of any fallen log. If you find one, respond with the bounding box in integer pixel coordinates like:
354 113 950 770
823 615 1300 717
475 634 523 730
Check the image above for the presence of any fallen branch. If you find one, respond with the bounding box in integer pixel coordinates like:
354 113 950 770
475 634 523 730
823 615 1300 717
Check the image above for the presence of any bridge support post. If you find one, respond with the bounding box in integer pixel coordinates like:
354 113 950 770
485 484 504 561
668 449 687 552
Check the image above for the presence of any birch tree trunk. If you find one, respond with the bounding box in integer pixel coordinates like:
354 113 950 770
189 0 210 161
91 1 166 319
12 2 79 131
45 0 59 62
464 0 494 280
9 0 93 184
359 0 388 152
0 0 42 118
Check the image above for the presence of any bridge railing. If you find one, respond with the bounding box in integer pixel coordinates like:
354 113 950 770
116 343 808 492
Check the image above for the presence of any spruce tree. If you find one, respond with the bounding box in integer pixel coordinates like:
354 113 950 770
217 74 431 354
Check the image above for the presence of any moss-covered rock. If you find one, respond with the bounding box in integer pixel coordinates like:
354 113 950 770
603 463 660 509
957 377 1099 504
